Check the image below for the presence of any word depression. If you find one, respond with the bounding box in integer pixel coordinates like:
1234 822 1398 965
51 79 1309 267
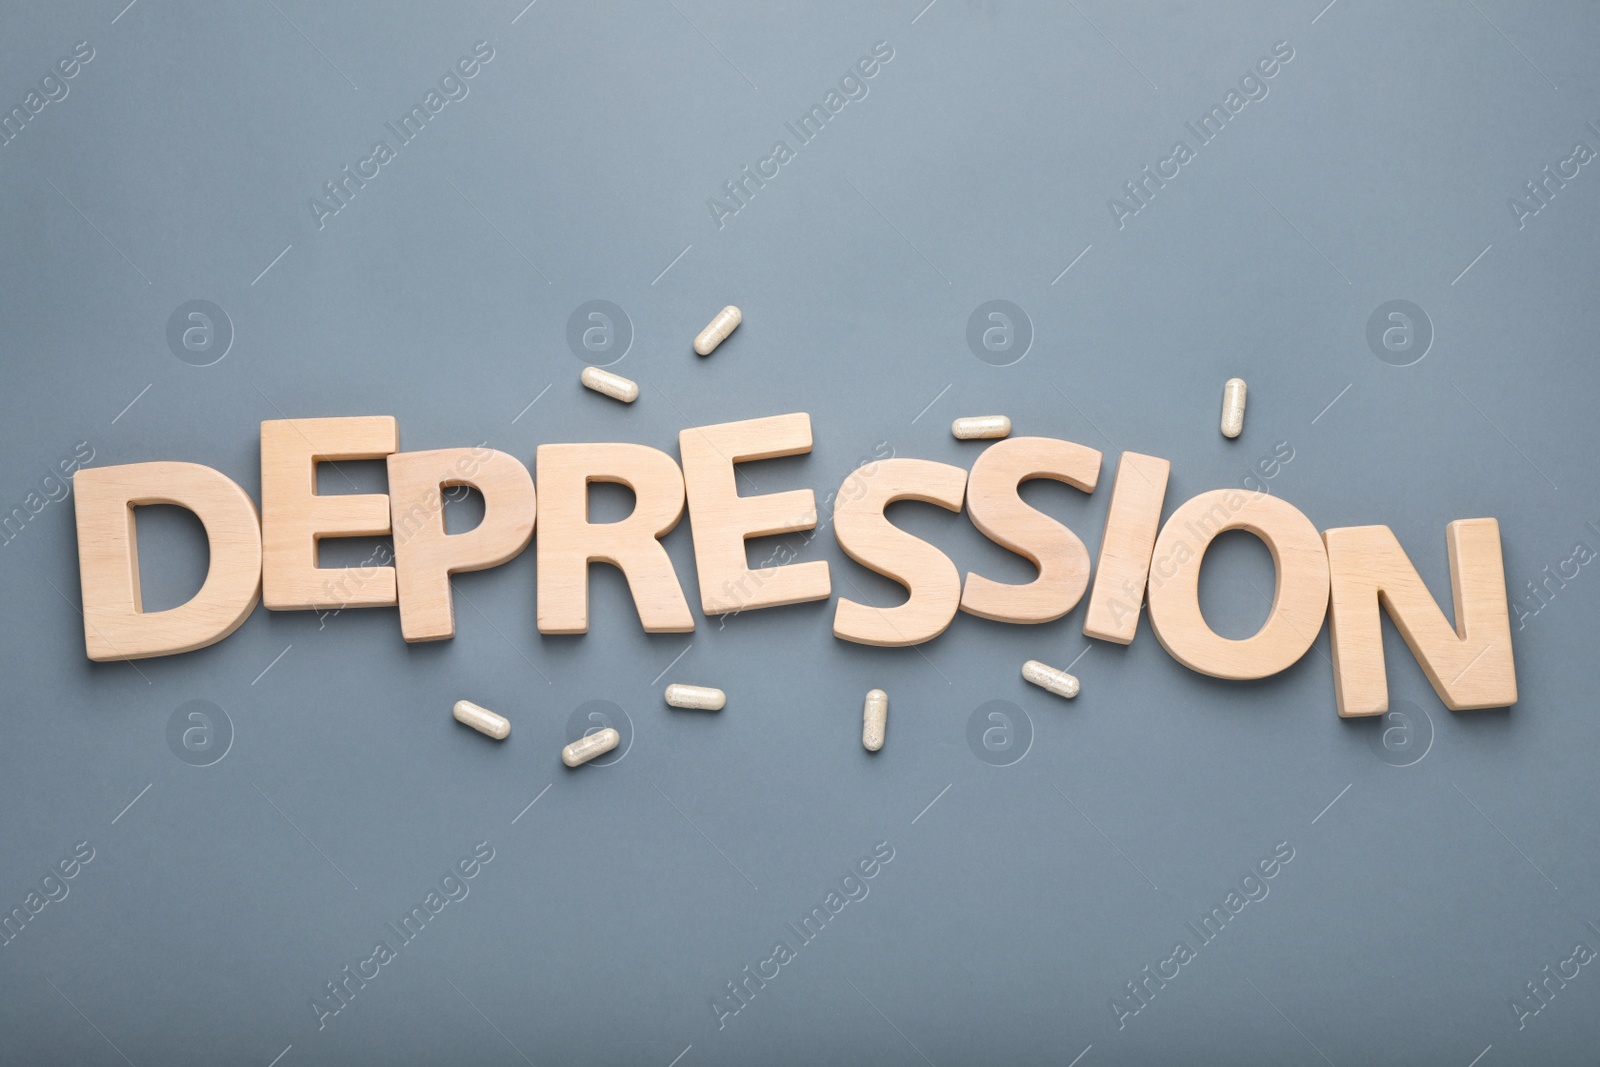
71 413 1517 717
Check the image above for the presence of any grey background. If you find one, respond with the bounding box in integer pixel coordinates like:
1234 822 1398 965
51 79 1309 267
1 1 1597 1064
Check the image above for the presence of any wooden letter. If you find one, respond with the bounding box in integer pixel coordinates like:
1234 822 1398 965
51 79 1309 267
1145 489 1329 679
74 461 261 660
261 416 399 611
678 413 831 616
387 448 537 642
960 436 1102 624
833 458 968 646
1083 452 1170 644
536 443 694 634
1323 519 1516 715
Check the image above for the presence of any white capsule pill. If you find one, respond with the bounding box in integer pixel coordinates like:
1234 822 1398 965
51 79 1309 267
1220 377 1247 439
453 699 510 740
562 727 619 767
693 305 741 355
581 366 639 403
862 689 888 752
665 683 725 711
951 415 1012 440
1022 659 1080 699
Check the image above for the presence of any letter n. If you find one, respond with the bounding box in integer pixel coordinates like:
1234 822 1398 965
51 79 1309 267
1323 519 1516 715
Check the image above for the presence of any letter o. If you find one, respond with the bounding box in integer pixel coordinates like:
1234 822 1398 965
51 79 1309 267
1145 490 1329 679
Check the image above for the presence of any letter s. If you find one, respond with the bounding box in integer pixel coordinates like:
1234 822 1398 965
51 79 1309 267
831 459 967 646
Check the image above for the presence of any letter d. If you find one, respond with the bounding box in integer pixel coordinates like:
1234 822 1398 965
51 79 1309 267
74 462 262 660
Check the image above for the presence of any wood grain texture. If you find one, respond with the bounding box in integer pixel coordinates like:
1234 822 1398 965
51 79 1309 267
387 447 536 643
832 458 968 646
959 436 1102 624
678 412 831 616
74 461 262 661
535 442 694 634
260 416 399 611
1146 489 1329 680
1082 451 1170 644
1323 519 1516 715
